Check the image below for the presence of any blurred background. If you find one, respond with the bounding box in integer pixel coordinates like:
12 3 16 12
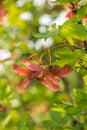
0 0 86 130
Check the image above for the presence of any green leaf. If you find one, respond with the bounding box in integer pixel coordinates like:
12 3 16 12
54 47 84 67
50 111 68 127
73 90 87 111
19 127 29 130
57 101 81 115
70 4 87 23
33 30 58 39
83 75 87 89
73 49 84 59
56 0 70 4
56 0 79 4
54 47 74 66
73 0 80 2
43 120 53 129
59 22 87 45
56 0 78 4
75 4 87 21
64 105 81 115
18 112 29 129
43 110 68 129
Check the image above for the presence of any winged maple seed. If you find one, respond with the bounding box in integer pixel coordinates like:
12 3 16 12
13 59 72 92
0 4 7 25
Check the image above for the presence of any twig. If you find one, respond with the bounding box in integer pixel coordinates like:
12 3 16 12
27 41 67 61
84 40 87 53
39 51 46 64
48 48 51 65
27 53 37 60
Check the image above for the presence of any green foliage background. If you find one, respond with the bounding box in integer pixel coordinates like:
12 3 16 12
0 0 87 130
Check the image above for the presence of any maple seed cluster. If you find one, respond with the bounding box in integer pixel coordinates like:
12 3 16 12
65 4 87 23
13 59 72 92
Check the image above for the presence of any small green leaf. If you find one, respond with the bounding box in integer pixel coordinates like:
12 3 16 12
50 111 68 127
33 30 58 39
43 110 68 129
56 0 79 4
73 90 87 112
59 22 87 45
43 120 53 129
56 0 70 4
70 4 87 22
18 112 29 129
19 127 29 130
54 47 74 66
73 49 84 59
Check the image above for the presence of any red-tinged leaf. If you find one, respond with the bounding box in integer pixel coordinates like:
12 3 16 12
22 59 40 72
82 15 87 23
38 77 60 92
44 69 59 86
0 4 7 25
65 5 74 19
66 5 73 11
0 15 7 25
13 64 29 76
65 11 74 18
21 78 31 88
53 65 72 78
